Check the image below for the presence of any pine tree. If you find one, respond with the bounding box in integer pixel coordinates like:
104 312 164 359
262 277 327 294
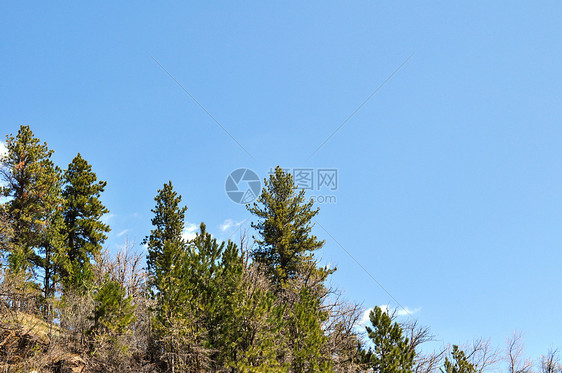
248 166 328 286
248 166 335 371
443 346 477 373
290 287 332 372
0 125 63 302
228 265 288 372
87 276 136 361
143 181 187 282
186 223 241 369
143 181 194 371
143 181 188 316
60 153 110 292
188 223 290 371
362 306 415 373
90 277 136 335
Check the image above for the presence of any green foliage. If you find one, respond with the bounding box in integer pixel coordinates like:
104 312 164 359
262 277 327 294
443 346 477 373
188 224 242 358
60 153 110 292
143 181 200 370
143 181 187 293
229 286 288 372
0 124 376 372
248 166 335 371
192 227 289 371
0 125 64 305
142 181 188 319
248 166 328 286
362 306 415 373
0 126 61 275
91 278 136 335
290 287 332 372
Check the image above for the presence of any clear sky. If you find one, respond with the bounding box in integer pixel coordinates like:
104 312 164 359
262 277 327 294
2 1 562 362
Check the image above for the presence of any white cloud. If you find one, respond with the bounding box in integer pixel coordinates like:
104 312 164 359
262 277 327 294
101 213 115 225
359 305 421 326
182 222 198 241
219 218 244 232
0 141 7 159
117 229 129 238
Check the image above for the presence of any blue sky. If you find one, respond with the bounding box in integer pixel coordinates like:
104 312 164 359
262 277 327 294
2 1 562 361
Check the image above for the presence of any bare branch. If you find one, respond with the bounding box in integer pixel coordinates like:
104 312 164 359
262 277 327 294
505 332 533 373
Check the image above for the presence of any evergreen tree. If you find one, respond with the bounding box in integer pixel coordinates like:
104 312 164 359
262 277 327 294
143 181 187 285
248 166 328 286
188 224 237 356
143 181 194 371
188 223 289 371
290 287 332 372
60 153 110 292
87 276 136 362
443 346 477 373
362 306 415 373
90 277 136 336
249 166 335 371
229 285 288 372
185 223 241 369
0 125 63 301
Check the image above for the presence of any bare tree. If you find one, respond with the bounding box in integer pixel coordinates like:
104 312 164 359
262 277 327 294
403 319 435 351
323 289 364 372
506 332 533 373
414 347 448 373
540 349 562 373
464 338 501 373
400 319 446 373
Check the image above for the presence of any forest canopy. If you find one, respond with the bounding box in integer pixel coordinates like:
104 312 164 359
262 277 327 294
0 125 557 373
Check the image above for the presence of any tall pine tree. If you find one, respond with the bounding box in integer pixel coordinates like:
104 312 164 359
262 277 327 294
143 181 193 371
143 181 188 310
60 153 110 292
248 166 328 286
0 125 63 302
249 166 335 371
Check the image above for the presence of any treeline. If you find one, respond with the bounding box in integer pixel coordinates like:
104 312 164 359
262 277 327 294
0 125 559 373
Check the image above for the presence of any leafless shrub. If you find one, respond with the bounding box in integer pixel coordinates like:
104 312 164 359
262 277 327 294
0 268 41 313
89 242 152 372
158 314 211 373
323 290 364 372
414 347 447 373
0 269 65 372
56 289 95 354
